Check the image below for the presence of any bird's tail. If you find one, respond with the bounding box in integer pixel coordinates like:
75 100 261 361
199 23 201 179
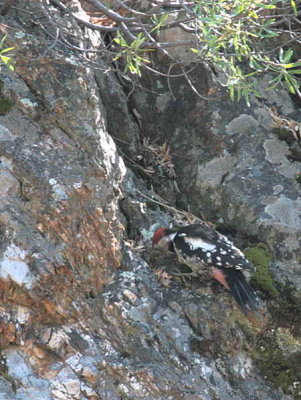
224 269 258 313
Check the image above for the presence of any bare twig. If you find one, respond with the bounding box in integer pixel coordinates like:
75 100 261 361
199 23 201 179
86 0 139 23
114 0 152 17
136 189 202 223
181 66 226 101
49 0 154 33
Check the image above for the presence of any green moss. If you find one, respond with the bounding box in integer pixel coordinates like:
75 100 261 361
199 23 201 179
0 80 14 115
270 283 301 329
0 96 13 115
273 127 297 145
244 243 279 298
0 80 13 115
235 318 256 345
255 330 301 399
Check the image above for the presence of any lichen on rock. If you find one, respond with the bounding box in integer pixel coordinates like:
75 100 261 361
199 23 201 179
0 1 300 399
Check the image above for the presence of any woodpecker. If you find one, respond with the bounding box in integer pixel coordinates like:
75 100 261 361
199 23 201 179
152 223 258 312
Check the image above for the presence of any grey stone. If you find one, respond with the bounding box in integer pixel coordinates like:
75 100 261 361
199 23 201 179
0 1 298 399
226 114 258 135
196 152 236 189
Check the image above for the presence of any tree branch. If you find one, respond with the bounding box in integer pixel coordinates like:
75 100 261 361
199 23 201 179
86 0 139 23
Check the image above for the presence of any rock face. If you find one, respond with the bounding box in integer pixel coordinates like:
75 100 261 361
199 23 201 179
128 58 301 292
0 1 299 399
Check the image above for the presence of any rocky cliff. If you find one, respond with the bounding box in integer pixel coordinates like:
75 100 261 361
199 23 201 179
0 1 300 399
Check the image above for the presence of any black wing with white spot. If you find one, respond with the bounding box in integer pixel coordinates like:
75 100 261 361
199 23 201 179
173 224 253 271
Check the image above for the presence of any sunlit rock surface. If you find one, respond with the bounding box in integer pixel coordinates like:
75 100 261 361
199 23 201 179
0 1 299 399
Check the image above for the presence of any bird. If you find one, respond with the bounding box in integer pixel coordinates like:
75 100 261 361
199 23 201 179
152 223 258 313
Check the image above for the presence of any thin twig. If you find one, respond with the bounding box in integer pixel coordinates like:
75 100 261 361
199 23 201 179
142 62 198 78
49 0 145 32
86 0 139 23
181 65 226 101
136 189 202 222
167 63 177 101
114 0 151 17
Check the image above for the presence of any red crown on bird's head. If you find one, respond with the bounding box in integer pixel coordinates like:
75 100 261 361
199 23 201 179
152 227 168 246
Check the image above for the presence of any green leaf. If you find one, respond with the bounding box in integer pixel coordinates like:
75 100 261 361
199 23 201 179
249 57 264 71
266 82 280 91
269 74 282 84
150 13 168 32
107 0 301 102
286 72 299 87
0 35 7 46
258 30 279 38
284 74 296 93
0 47 14 53
244 71 258 78
289 60 301 68
283 63 298 69
229 85 235 101
286 69 301 74
291 0 298 16
283 49 294 64
257 3 276 9
243 91 250 107
262 19 276 28
0 55 11 63
268 65 282 73
279 48 284 63
267 74 282 90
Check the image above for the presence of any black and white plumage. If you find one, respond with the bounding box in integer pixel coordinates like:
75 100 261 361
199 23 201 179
152 223 258 313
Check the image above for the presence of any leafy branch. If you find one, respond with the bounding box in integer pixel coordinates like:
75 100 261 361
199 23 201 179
0 35 14 71
46 0 301 104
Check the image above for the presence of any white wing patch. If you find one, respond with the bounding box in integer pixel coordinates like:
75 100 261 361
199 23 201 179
232 245 245 258
184 236 216 252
